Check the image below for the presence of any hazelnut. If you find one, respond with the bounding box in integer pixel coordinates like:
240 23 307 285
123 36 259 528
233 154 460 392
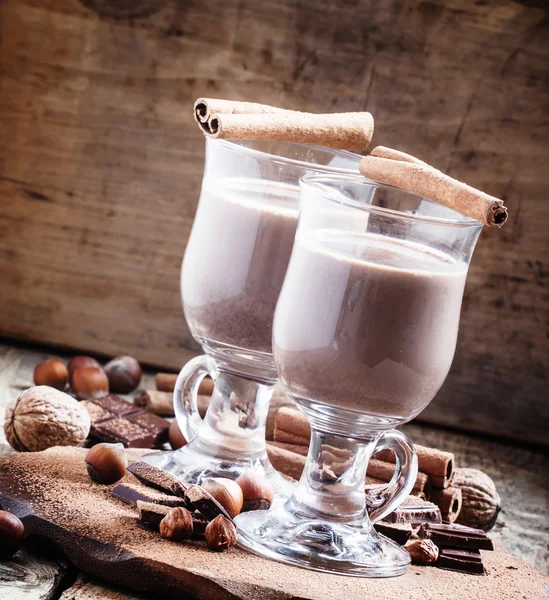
4 386 91 452
104 356 142 394
0 510 25 560
405 539 439 564
33 359 69 390
169 420 187 450
204 514 237 551
236 471 274 511
71 367 109 399
159 507 194 541
67 356 102 379
85 442 127 484
201 478 243 518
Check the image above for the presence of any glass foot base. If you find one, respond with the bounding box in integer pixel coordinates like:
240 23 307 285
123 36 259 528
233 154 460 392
235 505 411 577
139 445 295 500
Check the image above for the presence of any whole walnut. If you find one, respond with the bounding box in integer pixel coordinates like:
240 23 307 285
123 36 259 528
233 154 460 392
454 467 501 531
4 386 91 452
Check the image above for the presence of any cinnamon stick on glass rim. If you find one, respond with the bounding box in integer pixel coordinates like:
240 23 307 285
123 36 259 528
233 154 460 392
194 98 294 129
193 98 374 153
359 146 508 228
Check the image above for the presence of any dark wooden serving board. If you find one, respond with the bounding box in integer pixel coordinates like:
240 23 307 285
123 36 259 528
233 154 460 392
0 448 546 600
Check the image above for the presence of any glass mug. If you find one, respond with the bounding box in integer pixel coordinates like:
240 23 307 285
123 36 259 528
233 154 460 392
142 139 362 492
235 175 483 576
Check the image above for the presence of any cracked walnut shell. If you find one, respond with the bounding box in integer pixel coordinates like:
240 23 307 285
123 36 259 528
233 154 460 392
4 386 91 452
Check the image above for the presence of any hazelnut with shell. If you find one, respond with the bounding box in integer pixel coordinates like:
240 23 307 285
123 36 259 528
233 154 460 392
0 510 25 559
67 356 102 380
104 356 142 394
85 443 128 484
201 478 243 518
204 515 237 551
159 507 194 541
33 359 68 391
71 367 109 400
236 471 275 511
4 386 91 452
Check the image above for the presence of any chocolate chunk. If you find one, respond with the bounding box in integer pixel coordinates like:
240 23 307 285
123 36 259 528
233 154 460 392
191 512 208 537
418 523 494 551
384 497 442 525
112 483 186 508
436 548 486 575
92 395 142 417
92 418 155 448
374 521 413 546
127 412 170 447
83 395 170 449
136 500 171 528
80 400 114 423
184 485 232 522
127 462 188 498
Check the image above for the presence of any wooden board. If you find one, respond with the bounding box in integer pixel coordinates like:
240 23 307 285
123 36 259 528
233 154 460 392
0 447 547 600
0 0 547 445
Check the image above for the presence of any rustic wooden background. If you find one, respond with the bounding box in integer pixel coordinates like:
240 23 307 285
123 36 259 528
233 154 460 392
0 0 547 445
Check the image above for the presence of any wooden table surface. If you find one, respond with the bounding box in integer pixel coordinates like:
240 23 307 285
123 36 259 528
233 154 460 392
0 341 547 599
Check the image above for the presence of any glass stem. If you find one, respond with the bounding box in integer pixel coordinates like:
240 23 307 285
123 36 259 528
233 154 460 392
286 423 380 524
193 370 275 465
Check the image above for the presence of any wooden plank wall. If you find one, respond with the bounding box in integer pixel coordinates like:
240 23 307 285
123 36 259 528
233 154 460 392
0 0 547 445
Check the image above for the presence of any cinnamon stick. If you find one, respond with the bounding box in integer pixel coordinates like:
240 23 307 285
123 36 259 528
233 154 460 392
266 386 296 441
135 390 210 419
205 112 374 152
430 487 463 523
374 447 454 489
266 443 305 481
194 98 293 128
155 373 214 396
275 407 455 488
359 148 508 228
367 458 431 497
194 99 374 152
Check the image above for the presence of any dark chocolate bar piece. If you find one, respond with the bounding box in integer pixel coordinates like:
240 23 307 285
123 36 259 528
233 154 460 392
92 418 155 448
137 500 170 528
112 483 186 508
185 485 232 521
92 395 142 417
436 548 485 575
418 523 494 551
191 512 208 537
127 462 188 498
83 395 170 449
384 497 442 525
374 521 413 546
127 412 170 447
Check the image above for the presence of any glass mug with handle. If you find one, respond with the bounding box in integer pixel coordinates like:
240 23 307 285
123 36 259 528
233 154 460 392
142 139 362 493
235 174 483 576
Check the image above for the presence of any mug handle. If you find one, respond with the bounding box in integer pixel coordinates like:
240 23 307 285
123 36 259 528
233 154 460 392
173 355 218 443
365 430 418 524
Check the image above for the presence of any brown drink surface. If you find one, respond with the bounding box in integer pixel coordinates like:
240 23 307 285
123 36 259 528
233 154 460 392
182 179 299 354
274 231 467 422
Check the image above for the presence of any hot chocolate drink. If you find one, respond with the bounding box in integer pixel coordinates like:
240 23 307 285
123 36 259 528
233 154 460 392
182 179 299 354
273 231 468 422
